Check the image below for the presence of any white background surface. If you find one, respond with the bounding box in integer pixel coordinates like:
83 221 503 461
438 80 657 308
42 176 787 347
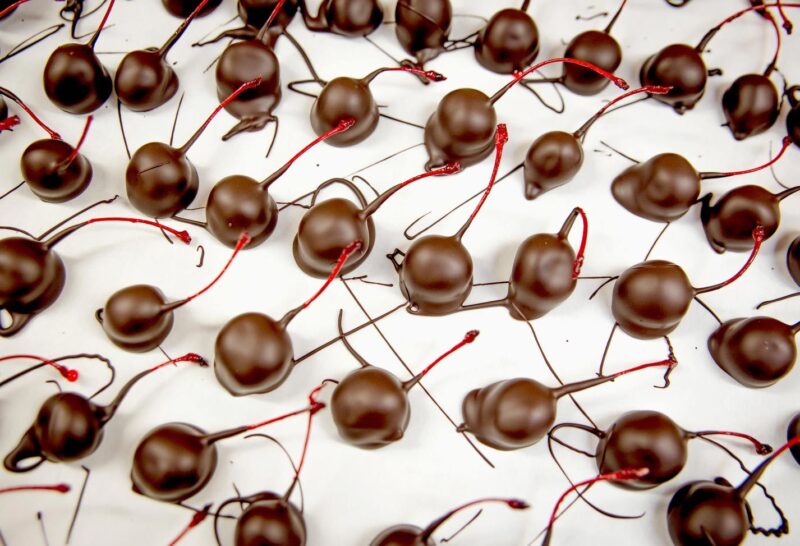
1 1 799 544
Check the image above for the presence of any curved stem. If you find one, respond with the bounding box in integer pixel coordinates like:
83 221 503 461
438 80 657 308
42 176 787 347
0 0 31 18
696 2 800 53
756 291 800 309
361 66 445 85
44 216 191 249
361 163 460 218
403 330 479 390
0 355 77 382
573 86 671 142
60 115 93 171
205 401 324 444
738 436 800 497
0 483 70 495
568 208 588 279
418 498 528 542
695 226 765 294
691 430 772 455
700 137 792 179
0 86 60 139
553 357 676 398
158 0 210 57
336 310 370 368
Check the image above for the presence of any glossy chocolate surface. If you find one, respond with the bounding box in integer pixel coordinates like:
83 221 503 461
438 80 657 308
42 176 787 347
162 0 221 17
667 479 747 546
311 77 377 146
44 44 112 115
424 89 496 170
102 284 174 352
238 0 299 30
474 8 539 74
563 30 622 95
395 0 451 65
21 138 93 202
640 44 707 114
115 49 179 112
125 142 199 218
235 496 306 546
523 131 583 200
206 176 278 248
302 0 384 36
722 74 780 140
700 185 782 253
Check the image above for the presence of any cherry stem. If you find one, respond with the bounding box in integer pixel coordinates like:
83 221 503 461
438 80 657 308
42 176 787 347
0 115 21 131
256 0 287 42
64 115 93 165
695 225 765 294
418 497 529 541
168 504 210 546
0 87 61 139
362 66 447 85
738 435 800 497
696 2 800 52
701 137 792 179
553 355 676 398
244 402 325 432
262 118 356 189
544 468 649 545
455 124 508 240
180 77 263 153
764 7 782 76
0 355 78 382
159 0 211 57
611 357 677 379
0 484 70 495
604 0 629 34
491 58 628 104
571 208 588 279
360 162 461 218
45 216 191 249
88 0 115 49
573 86 672 141
286 384 329 499
694 431 772 455
170 232 251 308
0 0 30 18
404 330 479 390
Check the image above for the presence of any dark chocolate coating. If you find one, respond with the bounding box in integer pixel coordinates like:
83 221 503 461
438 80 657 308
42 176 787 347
4 393 106 471
640 44 707 114
597 411 688 489
235 495 306 546
474 8 539 74
611 153 700 222
238 0 299 29
216 40 281 138
700 185 781 253
461 378 556 450
43 44 112 115
102 285 175 352
310 77 377 146
21 138 93 202
424 89 497 170
293 197 374 278
667 479 747 546
506 228 576 320
0 237 66 335
370 525 430 546
330 367 410 448
722 74 779 140
395 0 451 65
131 423 216 503
162 0 221 17
302 0 384 37
562 30 622 95
207 176 278 248
115 49 179 112
214 313 294 396
399 235 472 316
125 142 199 218
787 87 800 147
708 317 797 388
523 131 583 200
788 414 800 465
612 260 694 339
789 236 800 286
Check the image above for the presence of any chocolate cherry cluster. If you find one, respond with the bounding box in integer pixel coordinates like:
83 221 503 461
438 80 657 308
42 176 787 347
1 1 799 545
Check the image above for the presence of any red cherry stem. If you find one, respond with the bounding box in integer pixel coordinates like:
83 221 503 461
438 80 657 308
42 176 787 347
101 353 206 422
403 330 480 390
738 435 800 497
573 86 672 141
693 430 772 455
571 208 588 279
696 2 800 53
0 115 21 131
0 86 61 139
360 162 461 218
552 356 676 398
701 137 792 179
763 7 783 75
543 468 649 546
490 58 628 104
418 497 529 541
0 354 78 382
62 115 93 166
167 231 251 310
87 0 115 49
44 216 192 249
604 0 629 34
262 118 356 188
159 0 211 57
0 0 30 18
256 0 287 42
206 400 326 444
180 77 263 153
777 0 795 32
362 66 447 85
280 240 364 326
168 504 210 546
0 483 70 495
455 124 508 240
285 384 329 499
695 225 765 294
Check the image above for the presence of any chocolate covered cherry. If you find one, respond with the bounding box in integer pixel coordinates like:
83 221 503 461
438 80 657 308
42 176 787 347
459 357 675 451
788 85 800 146
300 0 383 37
43 0 115 114
370 497 528 546
474 2 539 74
4 353 205 472
163 0 219 17
395 0 452 72
193 0 298 47
611 226 764 339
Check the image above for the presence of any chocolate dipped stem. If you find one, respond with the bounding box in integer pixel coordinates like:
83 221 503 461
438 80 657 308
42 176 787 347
255 0 287 43
0 354 78 382
562 207 588 278
695 225 764 294
690 430 772 455
573 86 671 142
700 137 792 179
776 185 800 200
361 66 446 85
158 0 211 57
168 504 210 546
0 483 70 495
284 383 328 499
360 162 460 218
43 216 191 248
0 87 61 139
86 0 115 49
403 330 479 390
418 497 529 542
737 435 800 497
57 115 93 172
202 400 325 444
696 2 800 53
604 0 629 34
551 357 676 398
